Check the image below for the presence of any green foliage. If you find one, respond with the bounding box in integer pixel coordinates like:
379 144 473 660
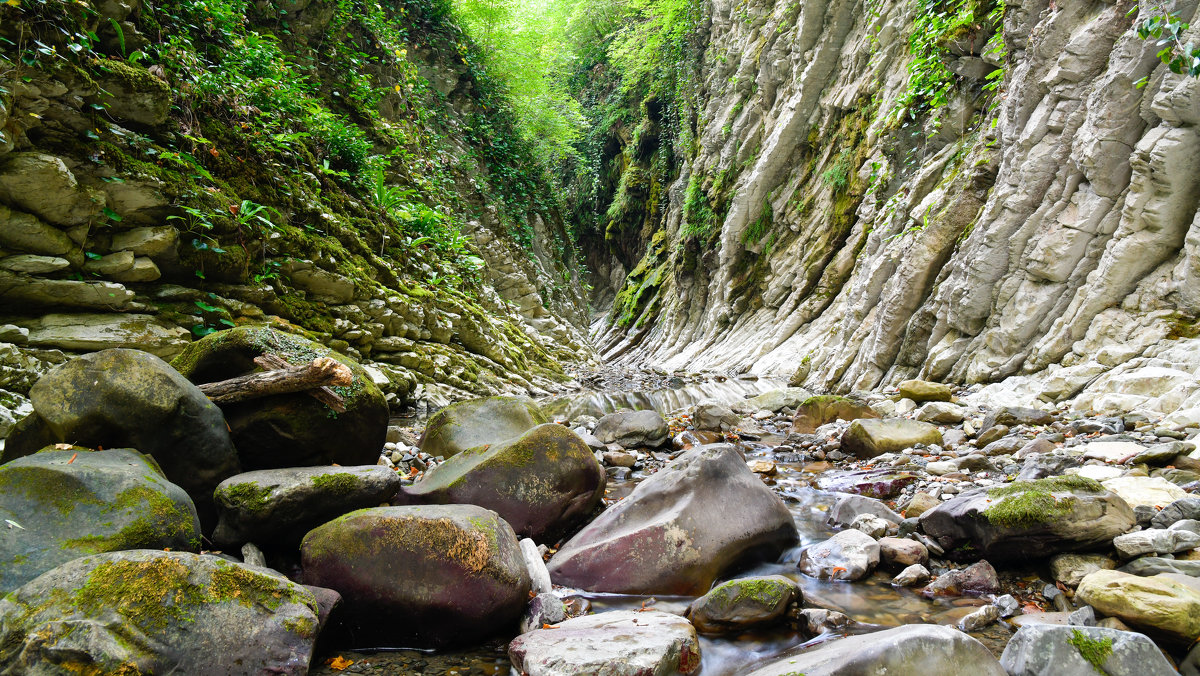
681 172 716 241
1067 629 1113 673
891 0 1002 123
821 150 853 191
1133 7 1200 86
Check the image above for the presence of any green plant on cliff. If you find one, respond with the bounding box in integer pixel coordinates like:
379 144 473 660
1132 6 1200 87
891 0 1002 123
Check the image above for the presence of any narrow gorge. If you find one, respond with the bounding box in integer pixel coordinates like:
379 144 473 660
2 0 1200 673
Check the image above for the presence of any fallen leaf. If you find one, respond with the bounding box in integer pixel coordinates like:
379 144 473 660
409 467 420 477
67 453 78 464
209 148 220 158
541 623 558 629
325 656 353 671
5 519 25 530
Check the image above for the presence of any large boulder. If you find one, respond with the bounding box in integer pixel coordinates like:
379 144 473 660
790 395 878 434
841 418 943 458
743 624 1006 676
692 401 739 432
547 444 797 594
1000 624 1177 676
816 468 919 499
799 529 880 581
509 610 700 676
300 504 530 648
394 423 605 542
418 396 548 459
0 448 200 594
172 327 387 470
212 465 401 549
919 477 1135 562
0 550 322 675
1075 569 1200 645
592 409 669 448
2 349 239 522
686 575 802 634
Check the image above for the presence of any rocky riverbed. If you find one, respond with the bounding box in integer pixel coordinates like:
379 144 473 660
1 339 1198 675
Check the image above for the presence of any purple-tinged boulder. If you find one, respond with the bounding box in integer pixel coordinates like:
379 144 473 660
547 444 797 594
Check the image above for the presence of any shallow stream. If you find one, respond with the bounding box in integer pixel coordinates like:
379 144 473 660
315 379 1049 675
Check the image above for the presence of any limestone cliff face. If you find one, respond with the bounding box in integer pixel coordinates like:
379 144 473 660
593 0 1200 419
0 0 593 428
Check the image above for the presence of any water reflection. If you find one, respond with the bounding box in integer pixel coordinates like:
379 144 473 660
541 377 789 420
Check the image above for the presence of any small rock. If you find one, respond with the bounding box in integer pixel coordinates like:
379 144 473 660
994 594 1020 618
879 537 929 567
923 561 1000 597
958 604 1000 632
893 564 931 586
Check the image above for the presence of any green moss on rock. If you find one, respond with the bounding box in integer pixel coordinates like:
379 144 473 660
983 476 1103 529
1067 629 1113 673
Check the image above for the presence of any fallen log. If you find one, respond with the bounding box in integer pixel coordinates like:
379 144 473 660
198 355 351 412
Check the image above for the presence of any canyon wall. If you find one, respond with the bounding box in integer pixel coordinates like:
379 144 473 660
592 0 1200 421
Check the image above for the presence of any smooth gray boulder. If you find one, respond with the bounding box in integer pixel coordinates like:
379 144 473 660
0 550 322 675
743 624 1006 676
799 529 880 581
212 465 401 548
509 610 700 676
692 401 739 432
592 409 670 448
1000 625 1177 675
1119 556 1200 577
1113 528 1200 558
547 444 797 594
1152 497 1200 528
0 448 200 594
418 396 547 459
827 493 904 527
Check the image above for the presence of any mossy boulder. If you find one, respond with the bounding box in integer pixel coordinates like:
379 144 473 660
0 447 201 594
790 395 878 434
212 465 401 549
418 396 548 459
1076 569 1200 645
920 477 1136 562
0 550 322 675
686 575 801 634
395 423 605 542
300 504 531 648
171 327 387 471
2 349 239 526
999 625 1177 676
547 444 797 595
841 418 942 458
898 379 953 402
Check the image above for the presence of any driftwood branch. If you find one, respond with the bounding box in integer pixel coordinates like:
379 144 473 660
198 355 351 412
255 354 350 413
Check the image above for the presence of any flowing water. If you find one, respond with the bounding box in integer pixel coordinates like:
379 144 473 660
316 379 1044 675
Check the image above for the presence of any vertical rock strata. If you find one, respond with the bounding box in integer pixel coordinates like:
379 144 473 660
594 0 1200 417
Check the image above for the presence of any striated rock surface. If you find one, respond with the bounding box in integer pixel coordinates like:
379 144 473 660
583 0 1200 425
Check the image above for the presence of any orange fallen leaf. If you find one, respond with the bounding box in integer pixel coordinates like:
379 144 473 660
831 567 848 576
325 656 353 671
209 148 220 158
409 467 420 477
541 623 558 629
67 453 78 464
